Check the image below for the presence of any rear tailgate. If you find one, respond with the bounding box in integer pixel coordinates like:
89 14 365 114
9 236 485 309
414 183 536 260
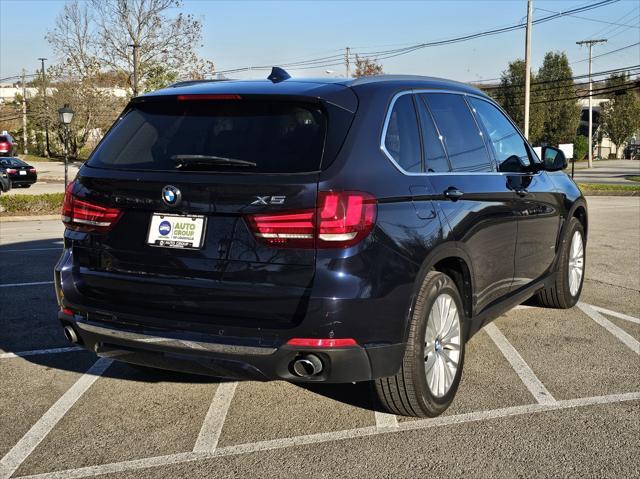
66 93 355 330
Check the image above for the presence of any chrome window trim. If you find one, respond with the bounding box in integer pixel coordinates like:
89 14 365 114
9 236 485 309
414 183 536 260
379 88 540 177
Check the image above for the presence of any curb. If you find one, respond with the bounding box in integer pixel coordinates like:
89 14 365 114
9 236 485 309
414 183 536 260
0 214 59 222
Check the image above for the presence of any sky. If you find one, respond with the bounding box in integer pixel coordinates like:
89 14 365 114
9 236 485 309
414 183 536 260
0 0 638 82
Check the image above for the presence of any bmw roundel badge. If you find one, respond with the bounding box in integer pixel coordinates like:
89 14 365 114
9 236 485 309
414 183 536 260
162 185 181 206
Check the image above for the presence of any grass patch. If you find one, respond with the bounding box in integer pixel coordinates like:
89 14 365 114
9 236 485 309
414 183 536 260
625 176 640 183
17 154 86 164
0 193 64 216
577 182 640 195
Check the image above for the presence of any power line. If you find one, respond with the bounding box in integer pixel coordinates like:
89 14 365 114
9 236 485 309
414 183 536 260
214 0 620 75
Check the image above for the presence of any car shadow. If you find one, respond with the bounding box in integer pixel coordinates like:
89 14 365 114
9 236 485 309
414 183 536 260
0 234 375 406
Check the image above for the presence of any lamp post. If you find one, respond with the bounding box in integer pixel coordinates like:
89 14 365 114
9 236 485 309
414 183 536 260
58 104 74 188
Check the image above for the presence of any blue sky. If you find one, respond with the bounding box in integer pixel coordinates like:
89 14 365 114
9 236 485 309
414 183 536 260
1 0 638 82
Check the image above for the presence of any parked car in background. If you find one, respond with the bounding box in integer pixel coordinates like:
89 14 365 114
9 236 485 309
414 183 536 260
0 132 18 157
0 157 37 187
55 71 587 418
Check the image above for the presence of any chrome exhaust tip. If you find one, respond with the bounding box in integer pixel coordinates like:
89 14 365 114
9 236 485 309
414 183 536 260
63 325 79 344
292 354 323 377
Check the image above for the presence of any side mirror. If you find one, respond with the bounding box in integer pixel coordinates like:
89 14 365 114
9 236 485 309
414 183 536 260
541 146 567 171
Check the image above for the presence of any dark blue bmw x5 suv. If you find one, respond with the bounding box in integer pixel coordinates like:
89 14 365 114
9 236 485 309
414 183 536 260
55 70 587 417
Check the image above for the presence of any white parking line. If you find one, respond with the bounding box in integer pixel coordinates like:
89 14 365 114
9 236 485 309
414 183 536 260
577 303 640 355
193 382 238 453
0 358 112 479
0 281 54 288
0 346 82 360
590 305 640 325
14 391 640 479
484 323 556 405
0 247 62 252
374 411 398 429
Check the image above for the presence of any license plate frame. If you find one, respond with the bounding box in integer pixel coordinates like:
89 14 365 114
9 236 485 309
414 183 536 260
146 213 207 250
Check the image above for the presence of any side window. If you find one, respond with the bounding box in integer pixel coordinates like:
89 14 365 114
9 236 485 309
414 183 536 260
469 98 531 173
416 98 450 172
421 93 492 172
384 94 421 173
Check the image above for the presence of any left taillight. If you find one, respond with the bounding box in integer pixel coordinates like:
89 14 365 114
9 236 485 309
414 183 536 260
62 181 122 233
246 191 377 249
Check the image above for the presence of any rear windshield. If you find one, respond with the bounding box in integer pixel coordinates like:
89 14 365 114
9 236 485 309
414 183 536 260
88 99 327 173
0 158 26 167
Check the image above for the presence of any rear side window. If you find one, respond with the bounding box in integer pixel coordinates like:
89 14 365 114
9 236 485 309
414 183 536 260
421 93 492 172
88 100 327 173
383 95 421 173
416 98 449 172
469 98 531 173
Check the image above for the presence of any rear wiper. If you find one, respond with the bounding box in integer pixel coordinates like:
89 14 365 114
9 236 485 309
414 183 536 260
172 155 257 169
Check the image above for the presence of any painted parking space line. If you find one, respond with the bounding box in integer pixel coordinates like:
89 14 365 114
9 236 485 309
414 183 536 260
0 347 82 360
590 305 640 325
193 382 238 453
484 323 556 405
374 411 399 429
0 281 54 288
0 248 62 253
14 391 640 479
577 302 640 354
0 359 113 479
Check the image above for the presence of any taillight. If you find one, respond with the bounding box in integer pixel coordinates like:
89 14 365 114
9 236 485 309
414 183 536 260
246 191 377 249
28 167 36 173
177 94 242 101
0 142 9 152
6 168 16 174
61 181 122 233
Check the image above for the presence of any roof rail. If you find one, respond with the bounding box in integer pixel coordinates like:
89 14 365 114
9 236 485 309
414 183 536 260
168 79 231 88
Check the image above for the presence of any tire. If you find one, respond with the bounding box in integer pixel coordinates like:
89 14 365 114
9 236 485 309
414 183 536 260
536 217 585 309
374 271 466 417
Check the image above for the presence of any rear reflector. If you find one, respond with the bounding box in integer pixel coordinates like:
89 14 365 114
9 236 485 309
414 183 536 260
62 181 122 233
246 191 376 249
177 94 242 101
286 338 358 348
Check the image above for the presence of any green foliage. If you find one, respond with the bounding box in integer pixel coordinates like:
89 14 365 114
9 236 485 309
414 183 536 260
599 73 640 158
536 52 580 146
0 193 64 215
491 52 580 147
491 59 544 144
144 64 180 92
573 134 588 161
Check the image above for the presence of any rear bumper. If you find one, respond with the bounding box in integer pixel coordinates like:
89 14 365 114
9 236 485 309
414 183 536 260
9 174 37 185
58 311 405 382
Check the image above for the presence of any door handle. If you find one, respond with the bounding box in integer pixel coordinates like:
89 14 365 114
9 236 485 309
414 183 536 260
443 187 464 201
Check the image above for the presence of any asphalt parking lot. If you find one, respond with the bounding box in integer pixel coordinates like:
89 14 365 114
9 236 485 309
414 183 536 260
0 196 638 479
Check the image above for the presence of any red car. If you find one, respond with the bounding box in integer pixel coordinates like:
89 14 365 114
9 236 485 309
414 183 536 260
0 132 18 156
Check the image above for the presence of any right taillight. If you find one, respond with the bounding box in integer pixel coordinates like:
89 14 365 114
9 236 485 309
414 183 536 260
62 181 122 233
246 191 377 249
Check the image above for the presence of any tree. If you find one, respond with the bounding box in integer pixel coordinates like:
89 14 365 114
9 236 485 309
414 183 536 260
491 59 544 144
573 134 588 161
599 72 640 158
353 55 383 78
536 52 580 146
47 0 215 94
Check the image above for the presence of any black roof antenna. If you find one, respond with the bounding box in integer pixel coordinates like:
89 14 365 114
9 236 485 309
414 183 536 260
268 67 291 83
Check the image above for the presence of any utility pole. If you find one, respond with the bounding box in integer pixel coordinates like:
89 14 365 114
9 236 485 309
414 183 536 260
345 47 351 78
21 69 28 155
523 0 533 139
38 57 50 158
129 44 140 97
576 38 607 168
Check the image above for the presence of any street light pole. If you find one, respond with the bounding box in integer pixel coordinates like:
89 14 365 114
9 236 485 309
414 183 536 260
523 0 533 140
129 43 140 97
58 104 74 188
38 57 50 158
576 38 607 168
